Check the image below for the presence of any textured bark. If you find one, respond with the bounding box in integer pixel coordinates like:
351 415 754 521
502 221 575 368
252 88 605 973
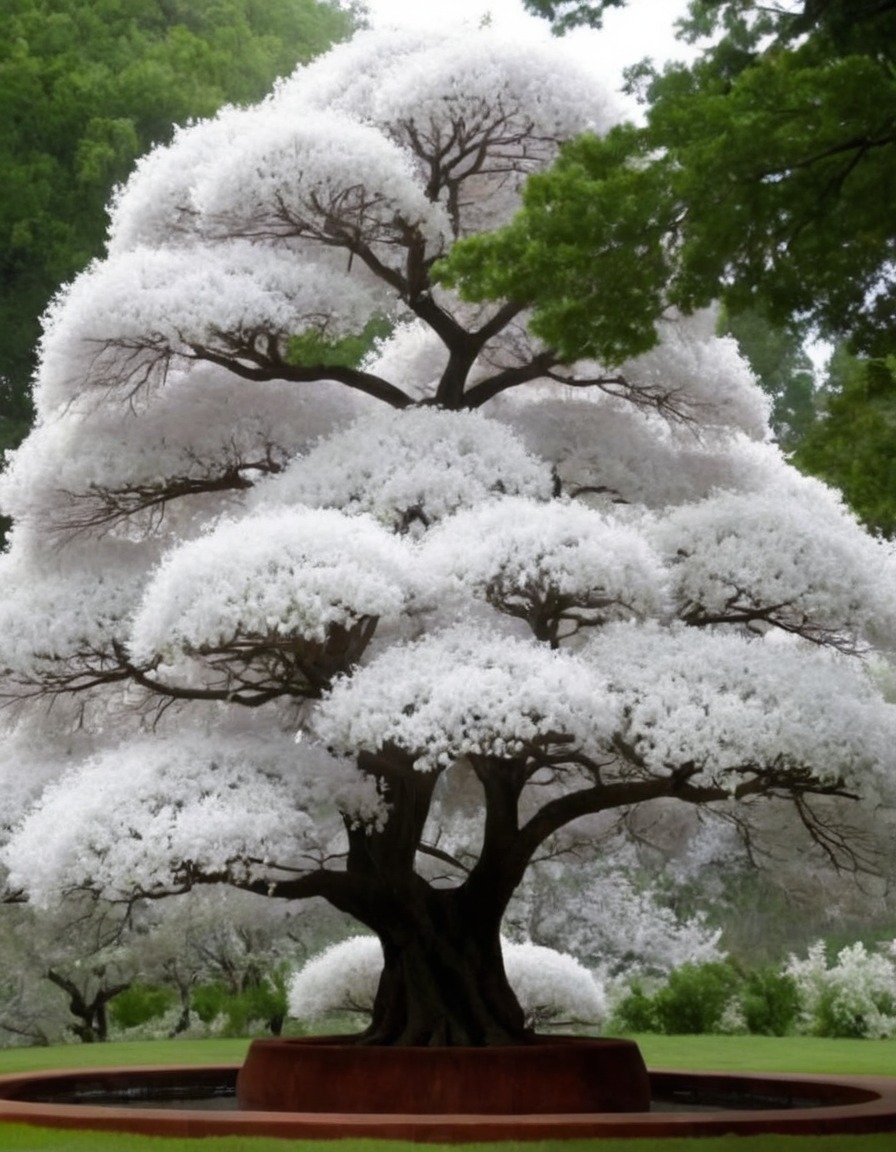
363 890 528 1046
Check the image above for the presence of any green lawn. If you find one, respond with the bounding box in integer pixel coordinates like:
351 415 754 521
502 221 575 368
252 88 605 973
632 1032 896 1076
1 1035 895 1152
0 1037 251 1075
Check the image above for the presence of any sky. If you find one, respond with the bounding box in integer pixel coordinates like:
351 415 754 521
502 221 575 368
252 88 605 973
362 0 696 99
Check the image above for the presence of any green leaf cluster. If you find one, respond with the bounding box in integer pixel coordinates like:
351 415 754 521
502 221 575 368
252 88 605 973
521 0 626 34
647 34 896 356
436 125 678 366
286 316 393 370
794 350 896 537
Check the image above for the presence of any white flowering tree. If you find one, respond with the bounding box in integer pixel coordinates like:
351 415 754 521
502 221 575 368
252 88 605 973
1 24 896 1048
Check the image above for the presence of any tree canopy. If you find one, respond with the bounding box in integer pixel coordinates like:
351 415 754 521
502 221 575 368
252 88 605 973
0 0 355 454
794 350 896 537
1 25 894 1048
506 0 896 360
508 1 896 532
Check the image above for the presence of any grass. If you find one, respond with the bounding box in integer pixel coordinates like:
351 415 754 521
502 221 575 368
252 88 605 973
1 1035 895 1152
631 1032 896 1076
2 1132 896 1152
0 1037 251 1075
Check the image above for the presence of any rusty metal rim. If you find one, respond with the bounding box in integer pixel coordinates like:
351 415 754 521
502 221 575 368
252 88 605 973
1 1064 895 1140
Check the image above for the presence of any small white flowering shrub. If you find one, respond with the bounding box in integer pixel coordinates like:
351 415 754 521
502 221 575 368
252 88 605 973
786 940 896 1039
288 936 382 1021
503 940 606 1029
288 935 606 1031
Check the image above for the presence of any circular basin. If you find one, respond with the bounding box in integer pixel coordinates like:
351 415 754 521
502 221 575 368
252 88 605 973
1 1037 895 1140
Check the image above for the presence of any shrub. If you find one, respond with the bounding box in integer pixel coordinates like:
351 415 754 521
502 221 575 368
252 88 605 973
288 935 606 1031
191 981 231 1025
786 940 896 1039
611 962 741 1034
192 974 287 1037
610 981 660 1033
739 967 801 1036
109 983 176 1030
651 962 741 1034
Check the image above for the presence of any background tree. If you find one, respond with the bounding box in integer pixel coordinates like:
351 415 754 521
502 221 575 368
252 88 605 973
477 0 895 361
719 308 817 450
511 0 896 531
522 0 627 33
0 0 356 459
793 350 896 537
0 899 136 1044
1 26 894 1049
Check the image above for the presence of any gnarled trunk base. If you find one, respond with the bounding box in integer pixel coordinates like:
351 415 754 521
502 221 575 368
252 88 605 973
236 1035 651 1114
363 930 527 1047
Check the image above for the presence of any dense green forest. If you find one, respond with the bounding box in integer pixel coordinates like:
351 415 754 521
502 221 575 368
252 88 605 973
0 0 356 455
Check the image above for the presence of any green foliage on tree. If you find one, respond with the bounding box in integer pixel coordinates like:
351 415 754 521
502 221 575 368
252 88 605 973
794 350 896 537
645 0 896 357
521 0 626 34
470 2 896 367
286 315 393 370
0 0 356 455
435 125 679 367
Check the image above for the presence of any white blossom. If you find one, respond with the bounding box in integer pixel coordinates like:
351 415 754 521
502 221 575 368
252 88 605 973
422 496 669 633
786 941 896 1039
129 508 415 665
648 483 896 650
1 364 363 534
2 731 383 906
250 407 553 533
587 622 896 791
314 624 619 771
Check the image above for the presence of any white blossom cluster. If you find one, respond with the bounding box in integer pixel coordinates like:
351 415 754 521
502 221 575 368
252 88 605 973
649 485 896 648
250 407 553 533
129 508 415 667
588 623 894 791
6 730 384 906
785 941 896 1039
421 496 669 630
313 624 620 771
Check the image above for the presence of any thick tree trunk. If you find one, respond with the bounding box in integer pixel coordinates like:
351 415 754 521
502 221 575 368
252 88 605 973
361 891 529 1047
330 749 533 1046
